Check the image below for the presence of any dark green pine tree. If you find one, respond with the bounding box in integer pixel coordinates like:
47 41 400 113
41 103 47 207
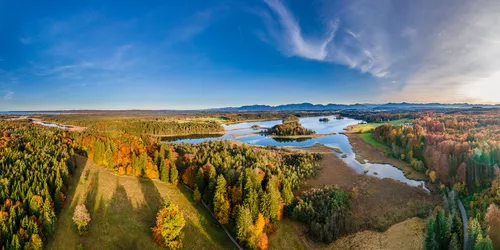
159 160 170 182
281 181 294 205
196 168 206 193
213 175 230 224
434 210 451 249
474 235 494 250
425 219 438 250
236 205 253 244
448 233 459 250
244 187 259 220
42 197 56 235
170 163 179 185
203 181 216 209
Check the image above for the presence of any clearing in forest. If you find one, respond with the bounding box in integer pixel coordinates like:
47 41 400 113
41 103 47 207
47 155 234 250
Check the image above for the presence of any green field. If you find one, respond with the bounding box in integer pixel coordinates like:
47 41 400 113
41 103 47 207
48 155 234 250
349 119 411 153
349 119 411 133
358 133 391 152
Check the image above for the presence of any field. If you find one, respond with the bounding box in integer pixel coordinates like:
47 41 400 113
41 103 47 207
357 133 390 152
269 217 426 250
347 119 411 133
291 144 437 233
346 123 427 181
47 155 234 250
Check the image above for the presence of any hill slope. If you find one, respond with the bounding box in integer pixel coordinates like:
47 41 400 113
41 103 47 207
47 155 234 250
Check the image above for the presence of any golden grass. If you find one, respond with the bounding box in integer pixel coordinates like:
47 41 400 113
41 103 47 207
47 155 234 250
269 217 426 250
348 119 411 133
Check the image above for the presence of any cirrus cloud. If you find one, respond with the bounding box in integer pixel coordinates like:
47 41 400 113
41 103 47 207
259 0 500 103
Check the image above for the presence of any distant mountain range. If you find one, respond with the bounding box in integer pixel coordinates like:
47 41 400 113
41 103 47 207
2 102 500 114
213 102 500 111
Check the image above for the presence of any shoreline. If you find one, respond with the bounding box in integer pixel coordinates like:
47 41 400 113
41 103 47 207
343 127 428 182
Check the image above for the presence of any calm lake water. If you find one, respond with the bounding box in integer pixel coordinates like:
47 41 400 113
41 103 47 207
34 121 68 129
164 116 427 190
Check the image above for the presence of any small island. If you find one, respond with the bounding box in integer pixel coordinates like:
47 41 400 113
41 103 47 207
250 124 261 129
265 115 316 138
266 122 316 137
234 115 336 139
319 117 330 122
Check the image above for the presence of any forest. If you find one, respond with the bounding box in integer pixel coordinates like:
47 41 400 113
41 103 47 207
2 108 500 249
370 109 500 190
358 109 499 249
173 140 323 248
85 120 224 136
68 128 328 248
290 186 352 243
0 121 74 249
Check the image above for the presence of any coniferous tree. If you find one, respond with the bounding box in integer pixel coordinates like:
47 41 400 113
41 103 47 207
159 160 170 182
193 187 201 203
196 168 206 193
236 205 253 244
170 164 179 185
214 175 230 225
281 181 293 205
449 233 459 250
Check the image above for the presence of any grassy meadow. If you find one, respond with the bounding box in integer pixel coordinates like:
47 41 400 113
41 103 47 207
348 119 411 133
358 133 391 152
47 155 234 250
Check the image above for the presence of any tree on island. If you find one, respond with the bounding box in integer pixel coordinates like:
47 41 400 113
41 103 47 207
266 122 315 136
282 115 299 124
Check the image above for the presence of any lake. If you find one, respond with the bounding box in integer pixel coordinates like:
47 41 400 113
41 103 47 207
34 121 68 129
164 115 427 190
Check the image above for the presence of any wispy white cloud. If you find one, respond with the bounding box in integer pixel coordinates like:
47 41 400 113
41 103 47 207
3 90 13 100
166 6 228 45
260 0 500 103
261 0 392 77
261 0 337 61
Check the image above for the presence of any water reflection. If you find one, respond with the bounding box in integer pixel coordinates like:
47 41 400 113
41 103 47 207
164 116 427 190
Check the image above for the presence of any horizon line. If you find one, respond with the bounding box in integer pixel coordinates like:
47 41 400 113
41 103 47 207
2 101 500 113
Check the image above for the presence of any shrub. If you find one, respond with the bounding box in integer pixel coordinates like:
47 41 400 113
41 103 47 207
72 204 91 236
193 187 201 202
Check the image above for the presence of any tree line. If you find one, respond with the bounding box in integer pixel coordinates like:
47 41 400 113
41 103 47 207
173 140 322 249
371 111 500 191
266 122 315 137
87 120 224 135
290 186 352 243
0 121 74 249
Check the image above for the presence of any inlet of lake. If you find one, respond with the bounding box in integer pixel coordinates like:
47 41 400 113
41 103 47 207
163 116 427 191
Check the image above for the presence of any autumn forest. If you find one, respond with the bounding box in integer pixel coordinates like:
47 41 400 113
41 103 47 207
0 108 499 250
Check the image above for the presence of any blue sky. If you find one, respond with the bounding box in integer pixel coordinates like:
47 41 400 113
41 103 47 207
1 0 499 110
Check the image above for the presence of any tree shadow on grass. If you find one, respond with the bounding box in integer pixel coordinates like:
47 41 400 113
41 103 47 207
84 173 149 249
177 184 236 250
